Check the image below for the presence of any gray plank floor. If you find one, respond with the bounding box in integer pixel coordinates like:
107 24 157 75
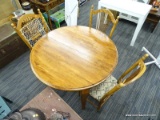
0 0 160 120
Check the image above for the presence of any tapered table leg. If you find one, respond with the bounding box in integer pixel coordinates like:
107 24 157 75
80 89 89 109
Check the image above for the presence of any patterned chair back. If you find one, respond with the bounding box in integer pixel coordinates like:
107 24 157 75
11 9 50 50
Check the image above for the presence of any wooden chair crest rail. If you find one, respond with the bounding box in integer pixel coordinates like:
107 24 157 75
88 54 148 111
89 5 119 38
11 9 50 50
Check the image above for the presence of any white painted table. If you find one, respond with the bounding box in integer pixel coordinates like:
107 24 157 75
142 47 160 69
98 0 152 46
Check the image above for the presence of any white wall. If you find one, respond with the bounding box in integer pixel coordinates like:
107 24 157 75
65 0 78 26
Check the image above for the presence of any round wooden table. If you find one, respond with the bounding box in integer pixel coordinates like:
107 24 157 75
30 26 118 109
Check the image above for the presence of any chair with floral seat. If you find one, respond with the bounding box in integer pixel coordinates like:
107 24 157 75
87 54 148 111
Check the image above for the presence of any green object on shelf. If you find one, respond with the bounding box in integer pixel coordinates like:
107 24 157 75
50 8 65 28
42 3 65 28
42 13 48 24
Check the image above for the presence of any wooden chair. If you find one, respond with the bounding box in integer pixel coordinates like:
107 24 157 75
11 9 50 50
88 54 148 111
89 5 119 38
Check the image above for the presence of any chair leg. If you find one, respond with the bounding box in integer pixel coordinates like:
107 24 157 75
2 96 13 103
97 103 102 111
79 91 81 96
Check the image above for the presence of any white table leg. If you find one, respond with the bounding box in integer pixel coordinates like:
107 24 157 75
96 4 110 29
142 47 160 69
130 17 145 46
96 3 101 29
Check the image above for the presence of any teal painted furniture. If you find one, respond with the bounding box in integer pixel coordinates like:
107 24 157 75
50 8 65 28
43 3 65 28
0 96 11 119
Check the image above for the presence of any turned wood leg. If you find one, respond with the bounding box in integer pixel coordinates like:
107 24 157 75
80 89 89 109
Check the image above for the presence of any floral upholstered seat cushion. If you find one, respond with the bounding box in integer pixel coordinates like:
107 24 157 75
89 75 117 101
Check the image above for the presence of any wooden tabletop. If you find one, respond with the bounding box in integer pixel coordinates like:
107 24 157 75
30 26 118 91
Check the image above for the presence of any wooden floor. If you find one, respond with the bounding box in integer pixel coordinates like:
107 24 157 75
0 0 160 120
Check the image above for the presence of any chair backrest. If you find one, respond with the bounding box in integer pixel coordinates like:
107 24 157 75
89 5 119 38
11 9 50 50
100 54 148 105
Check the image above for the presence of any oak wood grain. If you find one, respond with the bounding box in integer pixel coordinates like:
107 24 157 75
30 26 118 91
